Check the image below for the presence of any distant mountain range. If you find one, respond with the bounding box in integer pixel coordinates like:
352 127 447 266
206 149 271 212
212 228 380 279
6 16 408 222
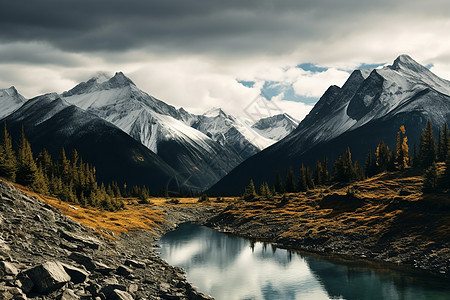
210 55 450 195
0 73 297 192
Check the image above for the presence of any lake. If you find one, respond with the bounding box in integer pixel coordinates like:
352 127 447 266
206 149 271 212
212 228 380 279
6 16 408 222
157 223 450 300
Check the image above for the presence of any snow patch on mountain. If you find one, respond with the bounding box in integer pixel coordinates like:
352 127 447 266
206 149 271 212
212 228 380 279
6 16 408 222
0 87 27 119
252 113 299 141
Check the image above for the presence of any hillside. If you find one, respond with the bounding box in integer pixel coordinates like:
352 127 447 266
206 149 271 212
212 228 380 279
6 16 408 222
208 170 450 275
210 55 450 195
0 178 214 299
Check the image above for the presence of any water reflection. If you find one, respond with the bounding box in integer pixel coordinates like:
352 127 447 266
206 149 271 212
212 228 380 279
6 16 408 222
157 223 450 300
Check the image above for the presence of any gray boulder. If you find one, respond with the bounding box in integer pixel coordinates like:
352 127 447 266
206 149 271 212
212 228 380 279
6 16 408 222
61 263 89 284
25 261 70 293
0 261 18 276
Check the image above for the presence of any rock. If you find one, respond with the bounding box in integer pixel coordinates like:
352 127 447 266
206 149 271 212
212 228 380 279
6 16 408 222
110 289 133 300
94 262 115 275
60 230 102 250
69 253 96 271
58 289 80 300
0 288 13 300
0 261 18 276
4 286 27 299
128 283 139 293
124 259 146 269
61 263 89 284
15 274 34 293
60 240 79 251
25 261 71 293
116 265 132 277
99 284 127 299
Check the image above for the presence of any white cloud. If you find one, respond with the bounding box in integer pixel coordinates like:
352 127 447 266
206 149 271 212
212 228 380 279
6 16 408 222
292 68 350 98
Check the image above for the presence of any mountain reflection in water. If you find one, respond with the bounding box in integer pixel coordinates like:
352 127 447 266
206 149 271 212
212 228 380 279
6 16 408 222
157 223 450 300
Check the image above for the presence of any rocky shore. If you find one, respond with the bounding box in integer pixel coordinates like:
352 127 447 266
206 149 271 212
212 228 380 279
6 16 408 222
205 191 450 277
0 179 215 300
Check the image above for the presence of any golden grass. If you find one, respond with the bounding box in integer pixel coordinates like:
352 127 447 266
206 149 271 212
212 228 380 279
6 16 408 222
12 183 166 238
215 170 450 249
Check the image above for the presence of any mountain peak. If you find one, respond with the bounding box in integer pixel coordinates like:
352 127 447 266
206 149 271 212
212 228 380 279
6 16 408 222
203 107 226 118
390 54 428 73
109 71 135 88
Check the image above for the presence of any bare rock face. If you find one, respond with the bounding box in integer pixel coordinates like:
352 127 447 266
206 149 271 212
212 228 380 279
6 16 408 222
25 261 71 293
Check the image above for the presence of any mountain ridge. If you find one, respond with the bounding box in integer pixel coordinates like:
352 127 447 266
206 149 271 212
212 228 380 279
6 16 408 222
209 55 450 195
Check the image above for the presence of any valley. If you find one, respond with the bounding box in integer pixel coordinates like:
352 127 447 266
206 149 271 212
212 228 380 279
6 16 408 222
0 54 449 299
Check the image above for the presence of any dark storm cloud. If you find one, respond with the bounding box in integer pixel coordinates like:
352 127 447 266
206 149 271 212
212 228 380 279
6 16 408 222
0 0 399 54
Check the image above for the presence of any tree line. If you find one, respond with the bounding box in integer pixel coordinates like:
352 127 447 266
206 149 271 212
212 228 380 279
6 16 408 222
243 121 450 199
0 123 152 211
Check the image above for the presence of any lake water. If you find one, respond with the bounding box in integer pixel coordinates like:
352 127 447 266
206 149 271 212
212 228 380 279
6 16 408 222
157 223 450 300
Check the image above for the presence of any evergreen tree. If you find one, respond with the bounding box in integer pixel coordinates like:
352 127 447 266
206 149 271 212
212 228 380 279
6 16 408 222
314 160 323 186
59 148 71 181
298 163 308 192
274 170 283 194
333 147 357 183
365 149 376 178
320 157 329 184
438 123 449 162
243 179 256 200
37 149 52 178
419 120 436 168
0 122 17 181
395 125 409 170
285 166 296 193
375 141 392 173
259 182 271 197
32 166 49 195
16 127 38 186
423 162 439 192
264 182 271 197
306 166 315 189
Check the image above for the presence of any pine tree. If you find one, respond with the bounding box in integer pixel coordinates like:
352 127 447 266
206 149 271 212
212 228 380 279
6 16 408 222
419 120 436 168
395 125 409 170
423 162 439 192
298 163 308 192
306 166 315 189
314 160 323 186
274 170 283 194
264 182 271 197
0 122 17 181
375 141 392 173
285 166 296 193
37 149 52 178
321 157 329 184
32 166 49 195
16 127 38 186
57 148 70 182
438 123 449 162
365 149 376 178
243 179 256 200
333 147 357 183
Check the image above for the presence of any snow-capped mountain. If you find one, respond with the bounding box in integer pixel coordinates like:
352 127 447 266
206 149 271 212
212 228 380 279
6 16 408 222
1 93 183 191
0 86 27 119
62 72 241 189
210 55 450 194
192 107 275 159
251 113 299 141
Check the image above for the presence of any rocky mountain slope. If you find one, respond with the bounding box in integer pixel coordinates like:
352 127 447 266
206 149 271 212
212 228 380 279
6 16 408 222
210 55 450 194
0 179 214 299
61 73 243 190
0 87 26 119
1 93 185 192
251 113 298 141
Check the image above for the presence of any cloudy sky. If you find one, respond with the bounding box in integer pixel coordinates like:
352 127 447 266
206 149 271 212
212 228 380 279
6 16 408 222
1 0 449 120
